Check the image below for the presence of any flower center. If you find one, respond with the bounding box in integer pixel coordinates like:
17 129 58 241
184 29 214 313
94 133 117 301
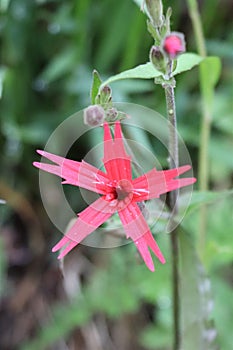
116 179 132 200
105 179 133 210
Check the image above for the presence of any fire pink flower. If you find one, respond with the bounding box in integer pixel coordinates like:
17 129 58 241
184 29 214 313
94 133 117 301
34 122 195 271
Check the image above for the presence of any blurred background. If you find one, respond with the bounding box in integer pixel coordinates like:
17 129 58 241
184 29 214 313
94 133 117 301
0 0 232 349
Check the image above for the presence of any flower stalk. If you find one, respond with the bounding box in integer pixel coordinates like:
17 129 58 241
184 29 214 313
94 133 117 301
146 2 184 347
164 71 181 350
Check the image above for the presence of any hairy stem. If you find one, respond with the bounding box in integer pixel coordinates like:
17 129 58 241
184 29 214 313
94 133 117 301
164 81 180 350
187 0 209 258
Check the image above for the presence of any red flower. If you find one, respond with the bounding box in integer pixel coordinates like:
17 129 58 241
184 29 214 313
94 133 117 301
34 122 195 271
163 32 186 59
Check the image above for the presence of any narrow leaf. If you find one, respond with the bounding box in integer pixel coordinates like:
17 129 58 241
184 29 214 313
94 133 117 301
132 0 146 12
179 190 233 216
39 47 76 83
200 56 221 107
91 70 102 105
0 67 7 99
0 0 10 11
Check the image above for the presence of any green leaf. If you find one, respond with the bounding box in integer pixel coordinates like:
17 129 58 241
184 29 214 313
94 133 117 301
95 1 134 70
90 70 102 104
132 0 144 10
101 62 161 87
173 53 203 75
39 47 77 83
179 229 218 350
212 277 233 349
200 56 221 107
0 0 10 12
179 190 233 216
133 0 144 8
140 325 172 349
20 298 91 350
0 67 7 99
204 197 233 268
209 137 233 180
147 20 160 44
212 90 233 135
100 53 203 87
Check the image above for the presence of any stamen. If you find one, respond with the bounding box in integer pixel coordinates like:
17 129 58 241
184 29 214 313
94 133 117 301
133 188 150 196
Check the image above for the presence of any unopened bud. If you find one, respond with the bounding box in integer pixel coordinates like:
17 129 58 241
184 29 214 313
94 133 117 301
150 45 166 73
106 107 118 122
163 32 186 59
101 85 111 96
100 85 112 104
144 0 163 27
84 105 105 126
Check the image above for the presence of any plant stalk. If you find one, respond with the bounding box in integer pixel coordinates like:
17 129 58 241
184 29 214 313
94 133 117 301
164 81 180 350
186 0 209 258
186 0 206 57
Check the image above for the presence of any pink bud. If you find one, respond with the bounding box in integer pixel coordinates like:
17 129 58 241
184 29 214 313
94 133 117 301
84 105 105 126
163 32 186 59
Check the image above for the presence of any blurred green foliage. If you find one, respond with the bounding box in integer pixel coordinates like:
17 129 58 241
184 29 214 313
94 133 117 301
0 0 232 349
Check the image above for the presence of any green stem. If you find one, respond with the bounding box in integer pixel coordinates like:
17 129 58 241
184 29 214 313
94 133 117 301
186 0 206 57
186 0 210 258
165 85 179 173
164 81 180 350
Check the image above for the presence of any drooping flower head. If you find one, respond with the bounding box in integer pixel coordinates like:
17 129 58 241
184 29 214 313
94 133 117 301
34 122 195 271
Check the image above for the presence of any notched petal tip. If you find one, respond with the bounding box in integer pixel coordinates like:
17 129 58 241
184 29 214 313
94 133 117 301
147 261 155 272
36 149 44 156
137 230 166 269
52 236 70 252
114 120 123 139
103 122 113 142
142 252 155 272
177 164 191 174
135 239 155 272
33 161 40 168
160 256 166 264
191 177 197 184
57 240 78 259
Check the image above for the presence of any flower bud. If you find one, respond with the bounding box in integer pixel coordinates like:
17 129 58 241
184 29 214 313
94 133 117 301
84 105 105 126
106 107 118 122
163 32 186 59
150 45 166 73
101 85 111 96
100 85 112 104
144 0 163 27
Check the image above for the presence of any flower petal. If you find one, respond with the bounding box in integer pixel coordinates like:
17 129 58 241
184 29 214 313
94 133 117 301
133 165 196 201
33 150 109 194
118 202 165 271
52 197 114 259
135 231 166 271
55 240 78 259
103 122 132 181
